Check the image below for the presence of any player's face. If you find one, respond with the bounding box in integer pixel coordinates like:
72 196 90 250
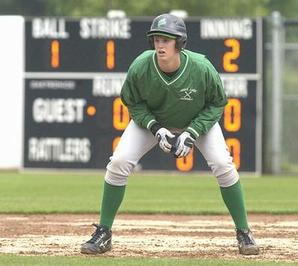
153 35 178 61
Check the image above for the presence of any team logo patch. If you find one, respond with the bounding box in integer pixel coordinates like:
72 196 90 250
179 87 197 101
157 18 167 28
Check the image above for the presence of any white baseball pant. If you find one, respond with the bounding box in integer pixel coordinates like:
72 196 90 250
105 120 239 187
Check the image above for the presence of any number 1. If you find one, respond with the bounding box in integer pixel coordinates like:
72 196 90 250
106 40 115 70
50 40 60 68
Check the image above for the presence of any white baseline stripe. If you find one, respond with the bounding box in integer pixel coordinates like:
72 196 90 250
25 72 261 80
220 73 261 80
25 72 127 79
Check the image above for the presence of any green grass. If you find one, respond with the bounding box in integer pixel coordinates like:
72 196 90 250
0 255 297 266
1 172 298 266
0 171 297 214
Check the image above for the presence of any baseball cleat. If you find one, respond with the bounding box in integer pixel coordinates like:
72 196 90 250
236 229 260 255
81 224 112 254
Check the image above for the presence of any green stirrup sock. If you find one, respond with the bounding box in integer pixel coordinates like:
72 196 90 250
99 181 126 230
220 180 249 230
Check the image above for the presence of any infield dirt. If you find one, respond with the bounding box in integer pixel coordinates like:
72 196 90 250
0 214 297 262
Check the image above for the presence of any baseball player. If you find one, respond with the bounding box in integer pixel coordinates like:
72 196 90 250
81 13 260 256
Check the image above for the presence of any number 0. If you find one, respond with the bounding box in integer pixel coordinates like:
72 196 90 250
113 97 129 130
226 138 241 170
176 149 194 171
224 98 241 132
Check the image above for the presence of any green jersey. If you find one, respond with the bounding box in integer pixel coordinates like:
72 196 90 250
120 49 227 138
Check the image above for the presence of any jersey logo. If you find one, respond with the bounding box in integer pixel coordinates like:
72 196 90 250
179 88 197 101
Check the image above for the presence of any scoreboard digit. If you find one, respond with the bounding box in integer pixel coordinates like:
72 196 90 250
223 38 240 72
24 16 263 173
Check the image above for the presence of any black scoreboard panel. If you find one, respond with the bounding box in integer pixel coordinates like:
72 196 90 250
25 19 259 73
24 17 263 172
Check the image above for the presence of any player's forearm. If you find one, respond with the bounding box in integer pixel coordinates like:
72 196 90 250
127 103 157 130
186 105 224 137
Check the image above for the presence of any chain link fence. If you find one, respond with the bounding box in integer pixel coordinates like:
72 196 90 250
264 13 298 174
281 19 298 173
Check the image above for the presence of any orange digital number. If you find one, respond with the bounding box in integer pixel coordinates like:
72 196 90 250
50 40 60 68
223 39 240 72
106 40 115 70
113 97 129 130
226 138 241 170
224 98 241 132
176 149 194 172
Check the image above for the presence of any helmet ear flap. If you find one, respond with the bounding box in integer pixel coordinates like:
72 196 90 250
175 37 186 50
175 37 182 50
148 36 154 49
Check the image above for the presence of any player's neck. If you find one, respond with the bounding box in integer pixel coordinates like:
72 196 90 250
157 53 181 73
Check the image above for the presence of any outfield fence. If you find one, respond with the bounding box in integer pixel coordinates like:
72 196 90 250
264 12 298 174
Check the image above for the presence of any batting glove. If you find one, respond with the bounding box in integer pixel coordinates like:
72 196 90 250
155 128 175 153
174 132 195 158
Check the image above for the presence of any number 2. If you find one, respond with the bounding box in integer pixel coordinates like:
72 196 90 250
223 39 240 72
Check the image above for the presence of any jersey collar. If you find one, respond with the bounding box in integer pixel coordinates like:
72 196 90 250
152 50 189 86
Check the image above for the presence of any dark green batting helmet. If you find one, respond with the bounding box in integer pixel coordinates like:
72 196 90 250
147 13 187 50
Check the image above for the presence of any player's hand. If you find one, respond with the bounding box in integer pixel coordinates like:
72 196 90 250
155 128 175 153
174 132 195 157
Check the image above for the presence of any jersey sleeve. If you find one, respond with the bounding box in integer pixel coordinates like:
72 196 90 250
120 66 157 130
186 64 227 138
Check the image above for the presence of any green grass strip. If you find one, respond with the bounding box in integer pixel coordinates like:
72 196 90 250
0 172 297 214
0 255 297 266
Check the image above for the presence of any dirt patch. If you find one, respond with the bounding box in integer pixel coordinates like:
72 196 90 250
0 214 297 262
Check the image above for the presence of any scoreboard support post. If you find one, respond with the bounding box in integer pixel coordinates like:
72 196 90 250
0 16 24 168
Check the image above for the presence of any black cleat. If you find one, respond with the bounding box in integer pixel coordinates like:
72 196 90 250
236 229 260 255
81 224 112 254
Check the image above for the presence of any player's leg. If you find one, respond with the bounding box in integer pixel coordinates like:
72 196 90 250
195 122 259 255
101 120 157 228
81 120 157 254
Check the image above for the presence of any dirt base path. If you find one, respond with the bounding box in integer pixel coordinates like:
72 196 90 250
0 214 297 262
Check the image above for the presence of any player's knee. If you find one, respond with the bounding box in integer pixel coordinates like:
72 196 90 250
209 156 235 177
104 154 134 186
216 168 239 187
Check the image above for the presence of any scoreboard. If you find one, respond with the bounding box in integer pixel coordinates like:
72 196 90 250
24 16 263 173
